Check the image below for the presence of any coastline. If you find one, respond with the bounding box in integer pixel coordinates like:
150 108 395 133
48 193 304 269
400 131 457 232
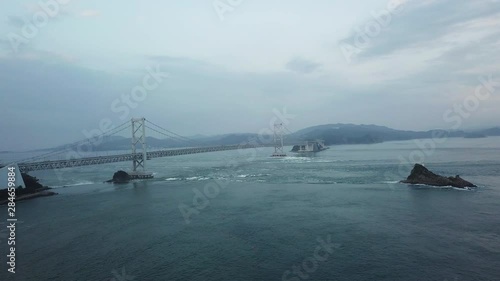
0 190 58 205
0 171 57 204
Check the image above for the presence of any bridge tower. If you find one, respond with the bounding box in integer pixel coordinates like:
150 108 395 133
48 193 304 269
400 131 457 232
130 118 152 178
272 123 287 157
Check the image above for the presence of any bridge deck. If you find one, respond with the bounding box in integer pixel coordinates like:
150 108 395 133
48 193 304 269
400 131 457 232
18 144 267 172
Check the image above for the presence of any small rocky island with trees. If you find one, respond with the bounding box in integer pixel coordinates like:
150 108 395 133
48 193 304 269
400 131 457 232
0 170 57 205
0 163 478 205
401 164 477 189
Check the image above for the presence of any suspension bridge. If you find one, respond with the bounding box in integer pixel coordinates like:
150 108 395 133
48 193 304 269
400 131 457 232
14 118 285 178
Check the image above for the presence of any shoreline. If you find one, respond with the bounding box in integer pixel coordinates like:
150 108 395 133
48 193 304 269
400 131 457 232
0 190 58 205
0 171 57 205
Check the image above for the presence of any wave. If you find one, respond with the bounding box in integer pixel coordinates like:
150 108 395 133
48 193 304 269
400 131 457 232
186 176 210 181
165 177 181 181
53 181 94 188
453 186 475 191
407 183 475 191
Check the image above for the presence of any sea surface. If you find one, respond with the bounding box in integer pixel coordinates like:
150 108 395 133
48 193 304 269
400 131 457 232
1 137 499 281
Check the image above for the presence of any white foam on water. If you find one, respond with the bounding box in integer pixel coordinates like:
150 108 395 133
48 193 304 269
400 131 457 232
314 159 335 163
185 176 210 181
165 178 180 181
453 186 474 191
406 184 474 191
53 181 94 188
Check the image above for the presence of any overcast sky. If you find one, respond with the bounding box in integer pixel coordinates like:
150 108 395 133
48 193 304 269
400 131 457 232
1 0 499 150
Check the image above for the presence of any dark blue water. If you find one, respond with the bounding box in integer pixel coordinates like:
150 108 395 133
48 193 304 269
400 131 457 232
1 137 500 280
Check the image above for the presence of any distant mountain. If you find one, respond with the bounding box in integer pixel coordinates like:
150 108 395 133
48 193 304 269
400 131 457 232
38 124 500 152
463 132 487 139
50 135 130 151
50 133 274 152
478 127 500 136
289 123 466 145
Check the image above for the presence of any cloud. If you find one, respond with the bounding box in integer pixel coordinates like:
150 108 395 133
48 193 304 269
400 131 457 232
285 57 321 74
0 39 12 51
80 10 101 18
148 55 216 69
0 51 350 150
1 1 500 150
5 16 25 28
0 53 135 150
341 0 500 59
21 2 72 18
335 0 500 92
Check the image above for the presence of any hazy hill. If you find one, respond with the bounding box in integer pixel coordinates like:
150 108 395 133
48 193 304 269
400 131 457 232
291 124 454 145
481 127 500 136
291 124 500 145
36 124 500 152
46 134 273 152
290 124 500 145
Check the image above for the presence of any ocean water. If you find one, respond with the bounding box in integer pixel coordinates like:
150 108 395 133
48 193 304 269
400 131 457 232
1 137 500 281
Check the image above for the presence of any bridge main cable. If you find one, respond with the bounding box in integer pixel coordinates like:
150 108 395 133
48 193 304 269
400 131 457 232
16 121 132 164
16 118 275 173
144 120 199 145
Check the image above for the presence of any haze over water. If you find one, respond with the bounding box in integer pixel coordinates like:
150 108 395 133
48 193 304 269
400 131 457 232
2 1 500 280
1 137 499 281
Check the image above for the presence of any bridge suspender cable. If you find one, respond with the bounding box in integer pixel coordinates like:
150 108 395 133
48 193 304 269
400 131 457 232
144 120 199 145
14 117 272 173
15 121 132 164
144 125 200 146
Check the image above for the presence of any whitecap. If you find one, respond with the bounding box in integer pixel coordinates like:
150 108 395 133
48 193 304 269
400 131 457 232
53 181 94 188
165 178 180 181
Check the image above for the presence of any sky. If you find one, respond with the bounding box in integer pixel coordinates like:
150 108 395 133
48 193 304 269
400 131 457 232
0 0 499 150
